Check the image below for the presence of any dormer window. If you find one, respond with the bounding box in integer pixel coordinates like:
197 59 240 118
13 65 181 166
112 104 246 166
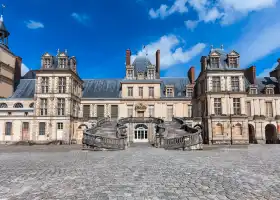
186 88 193 98
137 72 144 80
44 58 51 68
166 87 174 97
228 57 238 68
148 69 154 79
249 88 258 94
211 57 219 68
127 69 133 79
59 58 66 68
266 88 274 95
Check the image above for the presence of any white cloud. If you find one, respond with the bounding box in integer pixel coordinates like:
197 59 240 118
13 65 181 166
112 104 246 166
21 63 29 76
24 20 44 29
258 62 278 77
131 35 206 69
71 13 90 25
185 20 199 30
149 0 188 19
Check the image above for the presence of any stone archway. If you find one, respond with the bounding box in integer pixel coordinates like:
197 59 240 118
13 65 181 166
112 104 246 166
134 124 148 142
265 124 278 144
248 124 257 144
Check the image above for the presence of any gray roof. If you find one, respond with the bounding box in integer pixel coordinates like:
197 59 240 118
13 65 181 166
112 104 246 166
10 79 35 98
132 56 153 73
161 77 189 98
22 70 36 79
255 77 278 91
0 19 9 37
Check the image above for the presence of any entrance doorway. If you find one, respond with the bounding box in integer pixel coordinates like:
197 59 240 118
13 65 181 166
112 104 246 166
248 124 257 144
134 124 148 142
265 124 278 144
22 122 29 141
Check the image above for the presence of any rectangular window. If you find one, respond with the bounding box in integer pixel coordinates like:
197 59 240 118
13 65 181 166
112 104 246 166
41 77 49 93
127 69 133 79
148 105 154 117
188 105 192 117
128 87 133 97
73 80 78 94
231 76 240 92
229 57 238 68
250 88 257 94
266 102 273 117
211 57 219 68
266 88 274 95
139 87 143 97
57 98 65 116
127 106 133 117
40 98 48 116
214 98 222 115
72 100 77 117
246 102 251 116
57 123 63 130
59 58 66 68
44 58 51 68
58 77 66 93
166 88 173 97
111 105 119 119
149 87 154 97
212 77 221 92
97 105 105 118
186 88 193 98
167 106 173 121
83 105 90 119
148 70 154 79
233 98 241 115
39 122 45 135
5 122 12 135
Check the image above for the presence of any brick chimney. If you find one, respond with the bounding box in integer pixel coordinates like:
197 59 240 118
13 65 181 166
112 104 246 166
126 49 131 66
156 50 160 77
188 66 195 84
200 56 207 72
245 66 256 84
14 56 22 91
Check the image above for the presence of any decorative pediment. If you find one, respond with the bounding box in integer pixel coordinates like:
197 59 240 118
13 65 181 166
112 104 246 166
228 50 239 57
58 52 67 57
42 52 51 57
135 103 147 111
209 51 221 57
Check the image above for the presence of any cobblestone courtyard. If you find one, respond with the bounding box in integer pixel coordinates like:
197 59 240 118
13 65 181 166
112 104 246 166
0 145 280 200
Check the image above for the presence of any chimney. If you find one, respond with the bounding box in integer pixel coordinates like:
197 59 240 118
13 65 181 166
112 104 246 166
14 56 22 91
200 56 207 72
245 66 256 84
126 49 131 66
156 49 160 77
188 66 195 84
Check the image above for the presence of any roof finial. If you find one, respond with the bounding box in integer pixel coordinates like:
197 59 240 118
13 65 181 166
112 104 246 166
221 44 224 50
0 4 5 22
57 48 60 55
65 49 67 54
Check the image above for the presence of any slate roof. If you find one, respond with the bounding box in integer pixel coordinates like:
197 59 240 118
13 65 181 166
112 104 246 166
10 79 35 98
255 77 278 91
22 70 36 79
132 56 153 73
161 77 189 98
0 18 10 37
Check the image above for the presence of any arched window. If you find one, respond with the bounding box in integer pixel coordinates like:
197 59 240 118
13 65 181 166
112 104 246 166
134 124 148 142
13 103 23 108
29 103 34 108
0 103 8 108
215 123 223 135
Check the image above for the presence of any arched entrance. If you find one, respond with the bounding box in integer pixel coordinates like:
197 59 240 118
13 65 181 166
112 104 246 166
265 124 278 144
248 124 257 144
134 124 148 142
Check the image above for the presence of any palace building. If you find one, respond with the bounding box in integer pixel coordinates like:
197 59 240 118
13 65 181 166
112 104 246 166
0 16 280 145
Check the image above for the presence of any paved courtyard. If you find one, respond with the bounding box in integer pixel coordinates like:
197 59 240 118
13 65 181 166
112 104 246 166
0 144 280 200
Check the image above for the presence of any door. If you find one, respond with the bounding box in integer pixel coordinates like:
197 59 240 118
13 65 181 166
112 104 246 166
57 123 64 140
134 125 148 142
22 122 29 141
111 105 118 119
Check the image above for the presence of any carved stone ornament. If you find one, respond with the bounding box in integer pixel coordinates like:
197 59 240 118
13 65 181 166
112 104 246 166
135 103 147 111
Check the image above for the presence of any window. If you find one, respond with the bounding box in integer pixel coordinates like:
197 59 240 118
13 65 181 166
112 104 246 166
166 88 173 97
148 105 154 117
73 101 77 116
229 57 238 68
57 98 65 116
128 87 133 97
266 102 273 117
83 105 90 119
57 123 63 130
127 105 133 117
186 88 193 98
0 103 7 108
188 105 192 117
5 122 12 135
235 123 242 135
127 69 133 79
44 58 51 68
139 87 143 97
212 77 221 92
233 98 241 115
58 77 66 93
215 123 223 135
246 102 251 116
40 98 48 116
231 76 240 91
73 80 78 94
13 103 23 108
250 88 257 94
149 87 154 97
214 98 222 115
97 105 105 118
41 77 49 93
29 103 34 108
39 122 45 135
211 57 220 68
59 58 66 68
148 70 154 79
266 88 274 95
167 105 173 121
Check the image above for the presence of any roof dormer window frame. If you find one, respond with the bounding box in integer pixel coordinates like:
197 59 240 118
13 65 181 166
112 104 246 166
186 86 193 98
249 87 258 95
210 56 220 69
165 85 174 97
228 56 239 68
59 58 67 68
265 86 275 95
44 58 51 68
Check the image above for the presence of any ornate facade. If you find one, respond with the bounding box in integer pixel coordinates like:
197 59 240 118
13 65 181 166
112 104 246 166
0 20 279 145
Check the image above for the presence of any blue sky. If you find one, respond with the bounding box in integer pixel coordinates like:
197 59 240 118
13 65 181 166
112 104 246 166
3 0 280 79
